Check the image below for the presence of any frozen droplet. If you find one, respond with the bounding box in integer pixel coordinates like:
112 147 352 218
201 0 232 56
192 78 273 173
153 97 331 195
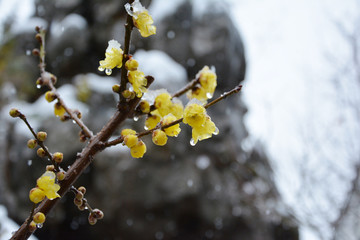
27 160 32 166
26 50 31 56
206 92 213 98
36 84 41 89
133 116 139 122
105 68 112 75
84 206 88 210
187 179 193 187
144 126 148 130
98 66 105 72
36 223 43 228
213 127 219 135
72 120 76 124
190 138 196 146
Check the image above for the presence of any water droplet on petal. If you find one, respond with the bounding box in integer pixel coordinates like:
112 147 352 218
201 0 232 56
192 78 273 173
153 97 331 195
36 85 41 89
27 160 32 166
206 92 213 98
133 116 139 122
144 126 148 130
36 223 43 228
214 127 219 135
190 138 196 146
98 66 105 72
105 68 112 75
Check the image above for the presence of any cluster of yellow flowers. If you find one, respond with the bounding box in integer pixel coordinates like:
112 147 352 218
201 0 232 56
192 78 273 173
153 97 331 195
187 66 217 103
29 171 60 204
126 58 147 97
125 0 156 37
121 129 147 158
96 1 218 158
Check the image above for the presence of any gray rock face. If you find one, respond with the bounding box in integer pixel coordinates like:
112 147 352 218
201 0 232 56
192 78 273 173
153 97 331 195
0 1 298 240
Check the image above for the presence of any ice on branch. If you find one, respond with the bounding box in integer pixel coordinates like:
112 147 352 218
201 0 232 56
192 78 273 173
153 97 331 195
98 40 123 75
187 66 217 103
125 0 156 37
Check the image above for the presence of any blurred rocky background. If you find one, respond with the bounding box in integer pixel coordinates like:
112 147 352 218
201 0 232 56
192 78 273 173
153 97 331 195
0 0 298 239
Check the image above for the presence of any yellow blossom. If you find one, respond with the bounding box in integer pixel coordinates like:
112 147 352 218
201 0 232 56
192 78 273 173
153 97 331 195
183 102 207 128
29 187 45 204
152 91 184 119
121 129 138 148
128 70 147 97
161 114 181 137
130 140 147 158
54 102 66 117
99 40 123 75
36 171 61 200
187 66 217 102
125 58 139 71
154 92 172 116
191 117 218 145
152 129 168 146
125 0 156 37
145 114 161 130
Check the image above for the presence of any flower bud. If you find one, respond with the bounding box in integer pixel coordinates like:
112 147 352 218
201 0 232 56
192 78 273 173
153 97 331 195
36 77 44 86
37 131 47 141
92 209 104 220
74 197 83 207
46 165 55 171
139 100 150 113
33 212 46 224
56 170 65 181
37 148 46 158
125 58 139 71
75 192 83 200
112 84 121 93
29 221 37 232
29 187 45 203
78 186 86 195
9 108 20 118
122 90 133 99
32 48 40 56
35 33 42 43
78 202 86 211
45 91 56 102
88 213 97 225
27 139 37 149
53 152 63 163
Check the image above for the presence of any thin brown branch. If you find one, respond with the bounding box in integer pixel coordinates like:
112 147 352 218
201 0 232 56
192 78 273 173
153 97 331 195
119 0 135 103
171 78 199 99
35 28 93 140
18 112 59 171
